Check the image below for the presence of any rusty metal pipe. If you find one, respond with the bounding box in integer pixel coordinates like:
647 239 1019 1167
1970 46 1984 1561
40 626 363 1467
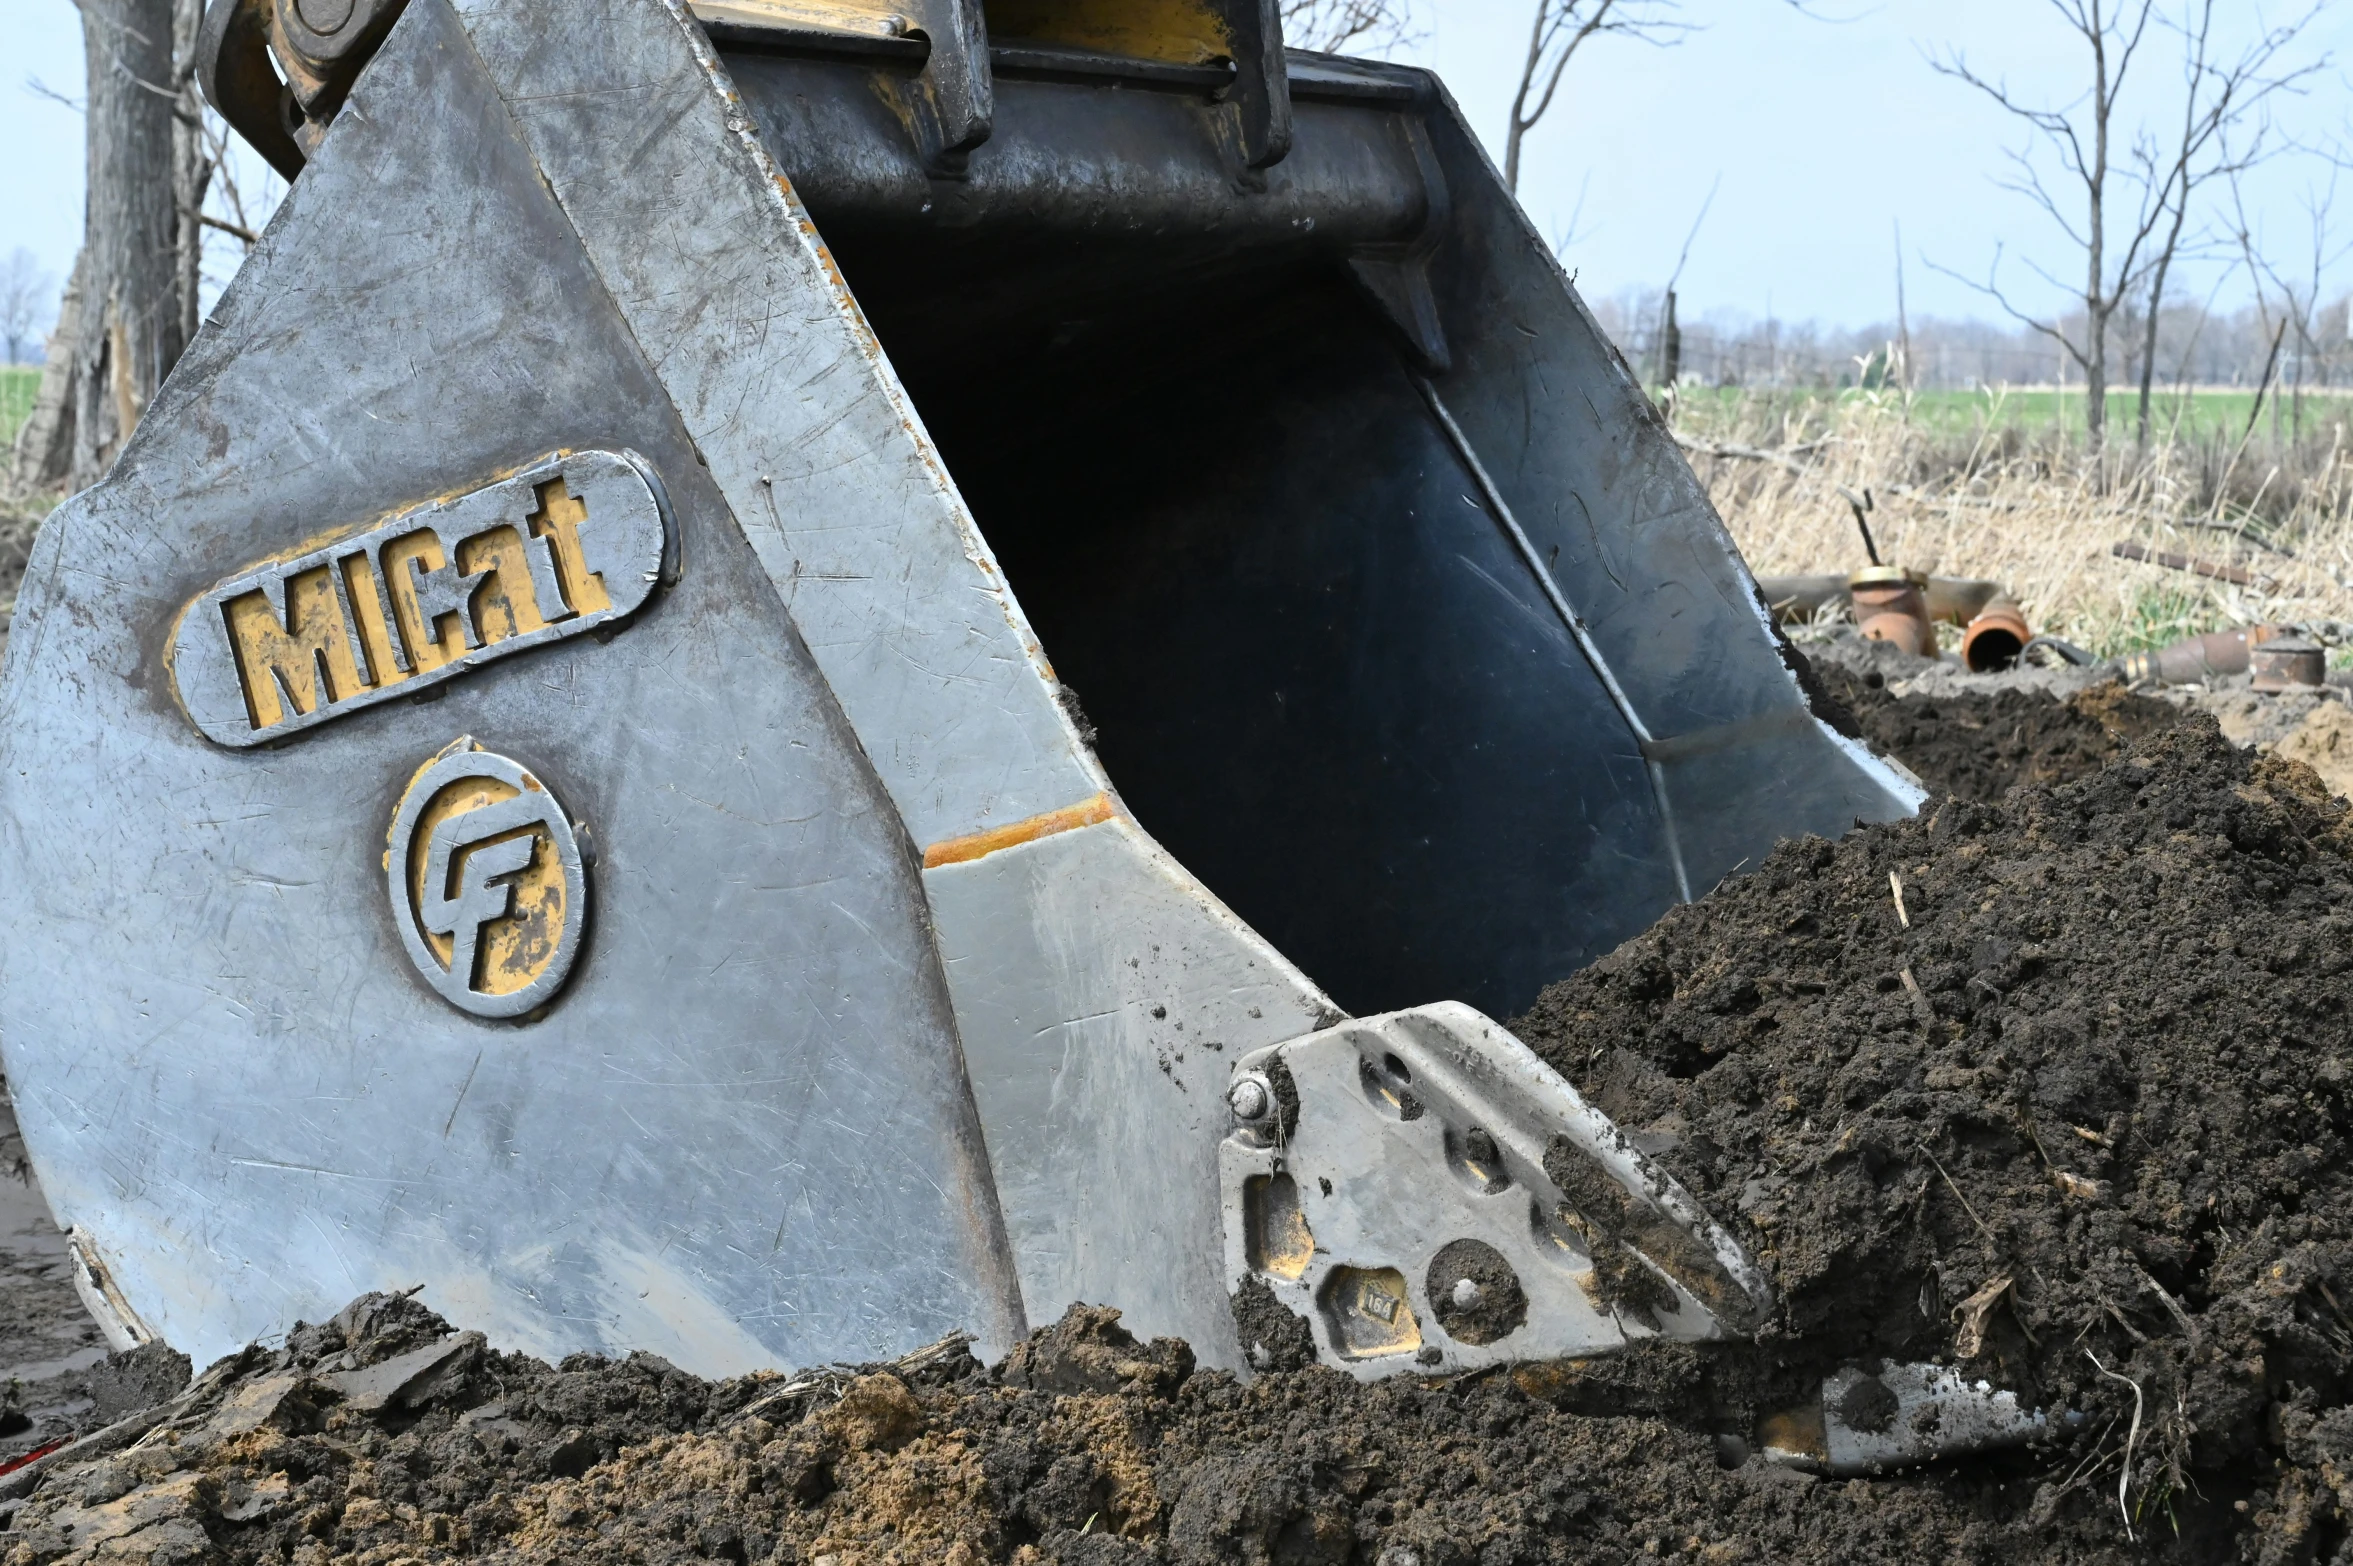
2113 625 2281 686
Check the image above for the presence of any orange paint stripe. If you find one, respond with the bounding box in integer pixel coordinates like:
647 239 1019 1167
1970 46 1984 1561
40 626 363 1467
923 793 1117 869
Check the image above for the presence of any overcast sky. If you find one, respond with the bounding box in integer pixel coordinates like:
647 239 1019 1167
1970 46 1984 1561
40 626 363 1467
3 0 2349 332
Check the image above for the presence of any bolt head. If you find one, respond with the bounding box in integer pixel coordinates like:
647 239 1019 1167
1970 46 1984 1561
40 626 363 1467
1228 1078 1271 1121
294 0 359 35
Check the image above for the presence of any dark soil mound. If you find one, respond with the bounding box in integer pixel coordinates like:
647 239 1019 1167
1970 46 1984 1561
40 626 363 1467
0 1293 2129 1566
1808 658 2183 802
1518 714 2353 1559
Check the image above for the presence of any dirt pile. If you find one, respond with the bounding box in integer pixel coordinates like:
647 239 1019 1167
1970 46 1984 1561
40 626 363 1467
1807 655 2185 803
0 1290 2130 1566
1518 713 2353 1558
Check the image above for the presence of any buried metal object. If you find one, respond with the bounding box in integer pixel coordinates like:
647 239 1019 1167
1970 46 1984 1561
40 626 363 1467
1759 1362 2060 1476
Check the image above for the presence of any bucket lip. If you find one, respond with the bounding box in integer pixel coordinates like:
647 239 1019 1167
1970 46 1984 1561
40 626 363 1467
1847 565 1926 590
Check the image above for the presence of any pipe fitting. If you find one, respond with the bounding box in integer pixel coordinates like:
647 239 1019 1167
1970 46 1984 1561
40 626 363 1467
1848 566 1936 659
2252 635 2327 692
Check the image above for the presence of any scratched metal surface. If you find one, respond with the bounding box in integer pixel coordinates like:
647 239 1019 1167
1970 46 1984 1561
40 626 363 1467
1407 80 1922 891
1218 1004 1775 1381
452 0 1111 854
449 0 1369 1366
3 0 1921 1381
924 814 1335 1369
0 0 1022 1376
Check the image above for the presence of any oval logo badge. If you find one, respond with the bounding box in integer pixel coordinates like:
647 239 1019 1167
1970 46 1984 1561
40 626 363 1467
169 449 676 748
388 739 585 1019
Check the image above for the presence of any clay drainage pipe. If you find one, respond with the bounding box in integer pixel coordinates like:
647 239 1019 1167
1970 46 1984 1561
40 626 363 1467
1849 566 1936 658
1959 597 2031 673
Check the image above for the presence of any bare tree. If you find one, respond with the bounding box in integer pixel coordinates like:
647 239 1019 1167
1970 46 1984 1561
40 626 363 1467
0 251 52 366
68 0 188 488
2127 1 2322 448
1503 2 1824 195
1931 1 2323 454
171 0 215 354
9 258 81 489
1930 1 2161 454
1281 0 1419 56
18 0 221 493
1505 2 1692 193
2227 163 2350 446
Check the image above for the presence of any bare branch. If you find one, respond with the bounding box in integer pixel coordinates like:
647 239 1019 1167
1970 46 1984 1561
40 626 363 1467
196 211 259 246
24 77 84 113
1279 0 1419 57
1919 250 2090 368
1931 0 2326 452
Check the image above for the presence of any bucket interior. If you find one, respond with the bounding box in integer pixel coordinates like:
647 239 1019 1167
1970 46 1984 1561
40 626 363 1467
827 238 1673 1019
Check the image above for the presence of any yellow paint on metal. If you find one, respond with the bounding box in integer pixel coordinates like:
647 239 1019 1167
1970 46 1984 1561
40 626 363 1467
397 745 569 998
458 526 554 646
380 528 469 672
214 475 610 735
222 565 369 730
1320 1266 1422 1358
985 0 1230 64
923 791 1117 868
523 478 612 616
1243 1173 1316 1282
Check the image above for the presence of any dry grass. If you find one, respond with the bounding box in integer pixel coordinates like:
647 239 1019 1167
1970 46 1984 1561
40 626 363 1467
1681 389 2353 659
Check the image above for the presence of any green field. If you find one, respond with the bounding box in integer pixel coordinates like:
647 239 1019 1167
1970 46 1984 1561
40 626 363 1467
1 366 38 450
1671 383 2351 446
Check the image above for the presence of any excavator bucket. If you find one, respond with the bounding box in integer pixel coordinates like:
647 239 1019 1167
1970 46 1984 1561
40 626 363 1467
0 0 1916 1377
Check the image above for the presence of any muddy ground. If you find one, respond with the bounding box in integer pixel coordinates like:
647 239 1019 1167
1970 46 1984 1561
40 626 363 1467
1803 645 2186 804
7 658 2353 1564
1803 634 2353 804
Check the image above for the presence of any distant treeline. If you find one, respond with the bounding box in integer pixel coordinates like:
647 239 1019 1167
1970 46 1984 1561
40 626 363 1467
1589 287 2353 396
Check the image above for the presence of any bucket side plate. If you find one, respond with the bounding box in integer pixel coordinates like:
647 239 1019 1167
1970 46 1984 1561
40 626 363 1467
0 0 1021 1374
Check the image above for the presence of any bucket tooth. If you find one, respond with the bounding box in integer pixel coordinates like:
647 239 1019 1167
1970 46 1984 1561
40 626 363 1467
1220 1005 1773 1379
1761 1364 2065 1476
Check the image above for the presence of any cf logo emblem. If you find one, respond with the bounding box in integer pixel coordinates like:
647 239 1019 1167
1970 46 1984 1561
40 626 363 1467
387 739 586 1019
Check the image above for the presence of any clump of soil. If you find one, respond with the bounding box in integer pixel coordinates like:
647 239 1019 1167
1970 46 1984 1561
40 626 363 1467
1808 656 2184 803
0 1292 2128 1566
1518 713 2353 1558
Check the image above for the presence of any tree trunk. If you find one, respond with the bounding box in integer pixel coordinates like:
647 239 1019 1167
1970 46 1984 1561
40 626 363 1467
173 0 211 354
69 0 188 492
2137 239 2179 450
2085 327 2107 454
8 256 83 492
1659 289 1680 389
